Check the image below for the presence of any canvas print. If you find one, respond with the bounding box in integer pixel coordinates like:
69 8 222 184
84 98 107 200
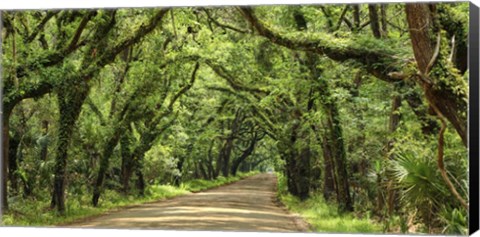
0 2 471 235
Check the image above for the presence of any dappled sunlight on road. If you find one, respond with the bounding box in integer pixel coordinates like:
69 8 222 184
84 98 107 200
70 173 307 232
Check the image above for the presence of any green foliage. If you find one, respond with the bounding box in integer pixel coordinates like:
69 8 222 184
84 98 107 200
382 215 409 234
2 172 257 226
387 146 467 233
1 3 470 234
277 173 382 233
439 207 468 235
389 153 445 207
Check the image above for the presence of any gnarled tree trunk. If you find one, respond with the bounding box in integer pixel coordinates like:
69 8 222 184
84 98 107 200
230 132 258 176
405 3 468 209
405 3 467 147
51 84 89 214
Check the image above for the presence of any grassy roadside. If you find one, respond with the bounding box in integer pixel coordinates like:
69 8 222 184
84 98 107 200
2 171 259 226
276 173 382 233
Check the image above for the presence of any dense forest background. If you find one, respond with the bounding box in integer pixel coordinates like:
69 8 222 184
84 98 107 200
1 2 470 234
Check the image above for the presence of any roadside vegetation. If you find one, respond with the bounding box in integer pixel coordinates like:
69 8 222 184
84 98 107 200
277 173 382 233
2 171 257 226
1 3 469 234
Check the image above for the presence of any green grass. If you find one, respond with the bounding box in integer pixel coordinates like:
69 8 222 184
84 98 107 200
2 171 259 226
276 173 382 234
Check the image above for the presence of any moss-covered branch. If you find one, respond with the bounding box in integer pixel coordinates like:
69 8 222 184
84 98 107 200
237 7 402 83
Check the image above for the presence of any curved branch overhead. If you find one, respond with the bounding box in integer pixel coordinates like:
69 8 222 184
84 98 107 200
237 7 401 83
1 4 469 233
238 6 467 145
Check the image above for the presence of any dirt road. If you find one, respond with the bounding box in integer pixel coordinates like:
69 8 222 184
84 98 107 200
69 173 309 232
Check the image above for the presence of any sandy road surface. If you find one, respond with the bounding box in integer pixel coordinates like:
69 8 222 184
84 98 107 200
68 173 309 232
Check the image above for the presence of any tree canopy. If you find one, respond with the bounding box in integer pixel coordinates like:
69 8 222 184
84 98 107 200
1 3 470 234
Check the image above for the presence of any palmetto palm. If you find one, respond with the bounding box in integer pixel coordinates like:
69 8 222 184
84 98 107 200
387 150 465 231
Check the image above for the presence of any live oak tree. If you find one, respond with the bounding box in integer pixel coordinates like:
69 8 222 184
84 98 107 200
1 3 469 233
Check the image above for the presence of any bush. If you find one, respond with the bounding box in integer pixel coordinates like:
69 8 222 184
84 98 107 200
2 171 258 226
276 172 381 233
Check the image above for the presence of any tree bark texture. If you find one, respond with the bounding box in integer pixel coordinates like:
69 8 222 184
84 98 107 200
306 52 353 212
386 87 402 216
405 4 467 147
120 133 134 194
405 3 468 209
230 132 257 176
51 85 89 214
92 126 124 206
368 4 382 38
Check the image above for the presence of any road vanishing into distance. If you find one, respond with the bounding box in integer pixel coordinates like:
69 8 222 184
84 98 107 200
67 173 309 232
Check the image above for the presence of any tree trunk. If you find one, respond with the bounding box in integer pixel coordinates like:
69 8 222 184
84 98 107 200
214 145 222 179
368 4 382 38
51 86 88 214
220 109 243 178
230 133 257 176
384 89 402 216
221 139 234 177
206 146 215 179
322 136 337 201
406 4 437 73
193 162 200 179
387 92 402 153
310 156 322 191
380 4 388 37
198 162 209 180
1 109 12 211
173 156 185 186
283 106 311 200
352 5 361 32
40 120 49 161
296 147 311 200
120 133 134 194
405 3 467 147
8 134 20 195
405 3 468 209
284 151 298 196
206 158 214 180
323 97 353 212
239 160 249 173
135 158 145 196
376 172 385 217
92 127 124 206
206 140 215 180
240 7 467 144
251 157 267 170
292 7 352 208
306 51 352 211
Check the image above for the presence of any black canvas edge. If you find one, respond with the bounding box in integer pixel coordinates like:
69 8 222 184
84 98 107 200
469 1 480 236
